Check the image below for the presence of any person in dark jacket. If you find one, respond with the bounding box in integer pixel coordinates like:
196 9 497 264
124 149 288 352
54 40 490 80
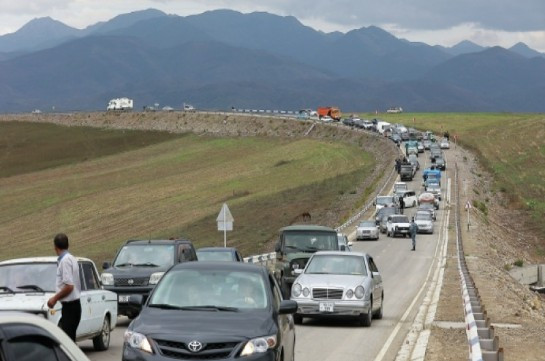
399 196 405 214
409 218 419 251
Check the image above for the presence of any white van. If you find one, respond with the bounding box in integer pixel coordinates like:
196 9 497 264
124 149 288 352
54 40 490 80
376 121 391 135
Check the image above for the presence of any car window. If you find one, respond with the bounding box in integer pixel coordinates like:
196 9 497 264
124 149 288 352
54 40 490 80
196 251 233 262
306 255 367 276
178 244 194 262
0 263 57 293
368 258 379 273
81 262 100 290
269 275 282 307
7 336 66 361
114 244 174 268
283 231 338 253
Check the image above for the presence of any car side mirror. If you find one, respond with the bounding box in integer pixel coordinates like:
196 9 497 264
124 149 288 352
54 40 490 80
102 262 111 270
274 242 281 253
373 272 380 278
348 242 353 247
340 245 346 251
279 300 298 315
372 201 376 206
128 294 144 307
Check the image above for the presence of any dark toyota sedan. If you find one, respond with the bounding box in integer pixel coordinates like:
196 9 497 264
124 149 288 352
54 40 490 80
122 262 297 361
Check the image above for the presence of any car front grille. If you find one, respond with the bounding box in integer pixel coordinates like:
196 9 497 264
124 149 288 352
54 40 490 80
154 339 239 360
114 277 149 287
312 288 344 300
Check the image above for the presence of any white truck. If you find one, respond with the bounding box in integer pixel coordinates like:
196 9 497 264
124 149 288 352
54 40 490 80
107 97 133 111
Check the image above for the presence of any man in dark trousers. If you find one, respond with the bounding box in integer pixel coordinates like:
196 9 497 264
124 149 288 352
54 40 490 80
47 233 82 341
409 218 419 251
399 196 405 214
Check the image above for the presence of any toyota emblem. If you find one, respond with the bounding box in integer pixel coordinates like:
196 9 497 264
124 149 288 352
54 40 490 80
188 340 203 353
128 279 134 285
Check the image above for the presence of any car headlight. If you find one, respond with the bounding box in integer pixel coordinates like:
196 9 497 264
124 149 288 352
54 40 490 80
345 289 354 299
149 272 165 285
302 287 310 297
124 330 153 354
101 273 114 286
292 283 302 298
240 335 277 356
355 286 365 299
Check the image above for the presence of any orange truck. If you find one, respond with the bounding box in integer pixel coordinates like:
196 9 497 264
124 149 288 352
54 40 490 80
317 106 341 120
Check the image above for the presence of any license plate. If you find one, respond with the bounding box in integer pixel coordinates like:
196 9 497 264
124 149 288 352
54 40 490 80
118 295 130 303
319 302 334 312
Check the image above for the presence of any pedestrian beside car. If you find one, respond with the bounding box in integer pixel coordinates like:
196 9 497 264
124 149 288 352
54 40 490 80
399 196 405 214
395 158 401 174
47 233 82 342
409 218 419 251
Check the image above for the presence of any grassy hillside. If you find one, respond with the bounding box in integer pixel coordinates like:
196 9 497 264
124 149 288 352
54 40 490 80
0 122 374 263
365 112 545 233
0 121 183 178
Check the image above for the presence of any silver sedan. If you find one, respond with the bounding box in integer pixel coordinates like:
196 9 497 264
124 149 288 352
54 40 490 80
356 221 380 240
291 251 384 327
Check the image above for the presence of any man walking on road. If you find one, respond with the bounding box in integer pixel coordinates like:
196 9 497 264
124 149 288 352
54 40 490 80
47 233 82 341
409 218 419 251
399 196 405 214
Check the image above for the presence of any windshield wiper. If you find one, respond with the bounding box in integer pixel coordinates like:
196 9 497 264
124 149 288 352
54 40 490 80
114 263 133 267
179 305 239 312
16 285 45 292
148 303 184 310
0 287 15 294
132 262 160 267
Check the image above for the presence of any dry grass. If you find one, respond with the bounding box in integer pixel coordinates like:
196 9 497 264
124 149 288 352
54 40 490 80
0 123 374 263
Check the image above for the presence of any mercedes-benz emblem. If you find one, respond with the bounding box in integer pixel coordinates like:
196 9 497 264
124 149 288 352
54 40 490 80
188 340 203 353
128 279 134 285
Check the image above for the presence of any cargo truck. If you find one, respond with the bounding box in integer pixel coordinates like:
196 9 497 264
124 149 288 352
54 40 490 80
317 106 341 121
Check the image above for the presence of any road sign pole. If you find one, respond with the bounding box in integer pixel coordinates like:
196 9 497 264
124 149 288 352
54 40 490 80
223 209 227 247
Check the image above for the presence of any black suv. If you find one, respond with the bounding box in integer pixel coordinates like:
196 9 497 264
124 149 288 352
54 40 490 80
101 239 197 318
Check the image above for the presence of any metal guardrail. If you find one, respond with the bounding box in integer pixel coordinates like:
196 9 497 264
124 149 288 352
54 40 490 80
454 163 503 361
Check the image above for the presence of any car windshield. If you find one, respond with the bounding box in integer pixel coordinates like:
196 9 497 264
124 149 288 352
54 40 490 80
0 263 56 292
419 204 434 210
306 255 367 276
149 269 268 310
283 231 338 253
358 221 375 227
428 185 440 191
114 244 174 267
391 216 409 223
415 212 432 221
376 196 394 205
197 251 234 262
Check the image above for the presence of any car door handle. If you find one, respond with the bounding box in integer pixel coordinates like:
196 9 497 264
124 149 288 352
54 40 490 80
102 295 106 301
87 297 92 302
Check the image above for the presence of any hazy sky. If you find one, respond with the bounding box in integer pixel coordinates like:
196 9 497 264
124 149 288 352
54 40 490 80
1 0 544 51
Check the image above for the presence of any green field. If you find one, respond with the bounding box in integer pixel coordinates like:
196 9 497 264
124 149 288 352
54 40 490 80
0 121 374 263
362 112 545 236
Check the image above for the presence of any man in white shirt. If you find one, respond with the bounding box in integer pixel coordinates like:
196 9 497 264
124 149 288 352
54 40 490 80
47 233 82 341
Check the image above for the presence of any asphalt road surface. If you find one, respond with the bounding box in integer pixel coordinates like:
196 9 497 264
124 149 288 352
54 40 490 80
83 150 450 361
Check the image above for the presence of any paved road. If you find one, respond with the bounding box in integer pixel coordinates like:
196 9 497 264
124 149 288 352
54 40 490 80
83 150 450 361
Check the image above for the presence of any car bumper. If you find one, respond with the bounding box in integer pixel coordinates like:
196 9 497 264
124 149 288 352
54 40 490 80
294 299 371 316
122 345 279 361
357 232 378 239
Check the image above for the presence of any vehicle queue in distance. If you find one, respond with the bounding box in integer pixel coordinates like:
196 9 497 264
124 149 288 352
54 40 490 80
0 118 447 360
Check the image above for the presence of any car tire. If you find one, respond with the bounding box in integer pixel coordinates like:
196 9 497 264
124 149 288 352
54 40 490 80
373 294 384 320
93 315 111 351
294 314 303 325
359 301 373 327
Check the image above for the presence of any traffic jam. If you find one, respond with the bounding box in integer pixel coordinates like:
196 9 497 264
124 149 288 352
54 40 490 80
0 119 449 361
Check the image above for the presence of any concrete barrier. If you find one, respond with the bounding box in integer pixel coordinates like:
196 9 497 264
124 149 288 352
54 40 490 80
509 264 545 286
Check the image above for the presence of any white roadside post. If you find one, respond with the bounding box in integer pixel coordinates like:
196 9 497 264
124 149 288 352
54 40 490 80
465 200 472 231
217 203 234 248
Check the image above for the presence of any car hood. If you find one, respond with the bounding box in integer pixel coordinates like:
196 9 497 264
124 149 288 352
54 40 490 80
283 252 313 262
392 222 411 227
132 308 275 340
0 293 57 312
296 274 365 289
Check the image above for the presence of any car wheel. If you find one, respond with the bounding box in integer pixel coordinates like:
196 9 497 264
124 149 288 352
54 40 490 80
93 315 111 351
373 294 384 320
294 314 303 325
359 301 373 327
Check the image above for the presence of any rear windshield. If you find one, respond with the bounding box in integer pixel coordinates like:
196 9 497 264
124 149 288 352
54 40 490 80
114 244 174 268
376 196 394 205
197 251 234 262
358 221 375 227
391 216 409 223
283 231 339 253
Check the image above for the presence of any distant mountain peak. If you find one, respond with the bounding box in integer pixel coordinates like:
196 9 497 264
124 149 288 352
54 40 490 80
509 42 544 58
18 16 76 33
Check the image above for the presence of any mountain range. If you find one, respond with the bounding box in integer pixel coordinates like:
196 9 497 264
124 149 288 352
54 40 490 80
1 9 544 112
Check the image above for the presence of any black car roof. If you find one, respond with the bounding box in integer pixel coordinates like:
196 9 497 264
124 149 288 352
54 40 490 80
124 239 193 246
170 261 264 273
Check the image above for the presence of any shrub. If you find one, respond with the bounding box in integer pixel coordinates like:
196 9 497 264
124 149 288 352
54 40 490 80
514 259 524 267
